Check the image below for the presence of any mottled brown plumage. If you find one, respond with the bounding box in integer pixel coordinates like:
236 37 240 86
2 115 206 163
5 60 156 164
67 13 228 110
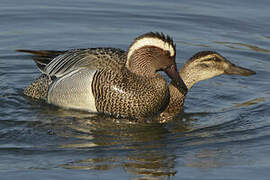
92 66 169 118
18 32 184 119
24 74 52 99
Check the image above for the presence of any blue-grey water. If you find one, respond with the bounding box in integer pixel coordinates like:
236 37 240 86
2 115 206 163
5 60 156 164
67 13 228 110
0 0 269 179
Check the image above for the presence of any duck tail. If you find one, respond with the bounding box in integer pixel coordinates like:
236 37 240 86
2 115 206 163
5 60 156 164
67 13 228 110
16 49 66 72
16 49 65 56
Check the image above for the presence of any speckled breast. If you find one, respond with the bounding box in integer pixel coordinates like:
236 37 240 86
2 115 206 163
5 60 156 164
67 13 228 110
92 68 170 119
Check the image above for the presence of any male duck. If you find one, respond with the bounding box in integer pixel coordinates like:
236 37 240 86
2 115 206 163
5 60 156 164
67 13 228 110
18 32 186 119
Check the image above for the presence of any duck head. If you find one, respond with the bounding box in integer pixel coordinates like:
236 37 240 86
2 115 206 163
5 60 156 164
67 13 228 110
126 32 187 91
180 51 256 89
160 51 256 117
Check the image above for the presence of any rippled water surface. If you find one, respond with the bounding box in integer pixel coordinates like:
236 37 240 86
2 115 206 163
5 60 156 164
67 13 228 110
1 0 270 179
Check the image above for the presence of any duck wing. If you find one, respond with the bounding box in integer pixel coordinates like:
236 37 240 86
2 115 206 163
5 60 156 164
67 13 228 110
18 48 126 78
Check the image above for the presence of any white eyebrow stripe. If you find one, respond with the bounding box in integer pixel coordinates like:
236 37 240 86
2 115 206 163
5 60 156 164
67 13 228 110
127 37 175 60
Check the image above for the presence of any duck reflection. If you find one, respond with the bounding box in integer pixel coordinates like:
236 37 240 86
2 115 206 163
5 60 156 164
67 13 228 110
39 108 195 179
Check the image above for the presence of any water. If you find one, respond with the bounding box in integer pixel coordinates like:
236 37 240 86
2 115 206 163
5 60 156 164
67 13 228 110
0 0 270 179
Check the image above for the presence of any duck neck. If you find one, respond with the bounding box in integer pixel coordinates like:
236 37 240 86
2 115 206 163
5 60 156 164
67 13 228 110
179 65 201 90
162 83 187 115
126 50 157 77
161 64 201 116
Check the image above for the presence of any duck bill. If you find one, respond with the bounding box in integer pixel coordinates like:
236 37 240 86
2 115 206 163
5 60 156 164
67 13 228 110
164 64 187 91
225 64 256 76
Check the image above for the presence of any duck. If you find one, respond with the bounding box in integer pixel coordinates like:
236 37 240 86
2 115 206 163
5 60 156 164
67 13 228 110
17 32 187 119
17 34 256 121
160 51 256 117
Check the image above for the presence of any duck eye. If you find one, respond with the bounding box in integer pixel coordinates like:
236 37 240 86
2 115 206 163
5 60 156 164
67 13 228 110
213 57 222 62
202 57 220 63
199 63 209 68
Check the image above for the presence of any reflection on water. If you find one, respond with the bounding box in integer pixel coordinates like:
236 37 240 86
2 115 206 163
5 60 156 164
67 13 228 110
34 108 195 179
46 109 256 179
61 152 177 178
24 95 267 179
36 105 264 179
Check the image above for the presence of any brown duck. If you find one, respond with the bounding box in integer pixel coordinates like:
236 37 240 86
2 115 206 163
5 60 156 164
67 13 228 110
18 33 256 120
18 32 186 119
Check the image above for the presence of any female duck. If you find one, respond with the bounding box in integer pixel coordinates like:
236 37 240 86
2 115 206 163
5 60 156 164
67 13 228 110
161 51 256 117
19 32 186 119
